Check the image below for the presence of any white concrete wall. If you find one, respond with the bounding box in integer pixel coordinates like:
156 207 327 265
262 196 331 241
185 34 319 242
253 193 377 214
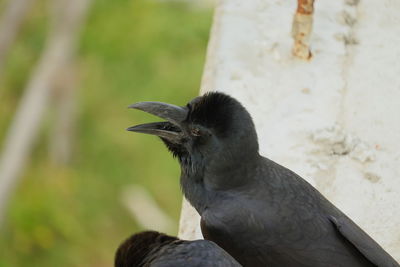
179 0 400 261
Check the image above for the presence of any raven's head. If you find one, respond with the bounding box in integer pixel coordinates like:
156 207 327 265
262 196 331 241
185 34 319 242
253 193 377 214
128 92 259 183
115 231 177 267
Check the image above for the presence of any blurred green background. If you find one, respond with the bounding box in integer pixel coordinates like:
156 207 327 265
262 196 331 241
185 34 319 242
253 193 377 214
0 0 212 266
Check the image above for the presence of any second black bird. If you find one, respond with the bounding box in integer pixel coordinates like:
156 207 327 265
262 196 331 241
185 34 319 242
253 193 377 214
115 231 241 267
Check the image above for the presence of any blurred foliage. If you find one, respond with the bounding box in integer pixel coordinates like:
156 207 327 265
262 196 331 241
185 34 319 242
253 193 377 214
0 0 212 266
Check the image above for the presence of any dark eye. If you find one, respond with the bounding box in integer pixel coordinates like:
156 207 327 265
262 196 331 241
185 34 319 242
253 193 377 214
190 128 201 136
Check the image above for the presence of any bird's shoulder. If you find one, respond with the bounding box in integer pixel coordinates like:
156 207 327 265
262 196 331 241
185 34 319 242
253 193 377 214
257 157 329 208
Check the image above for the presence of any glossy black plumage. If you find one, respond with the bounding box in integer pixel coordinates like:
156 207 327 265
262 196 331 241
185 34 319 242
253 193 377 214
128 92 399 267
115 231 241 267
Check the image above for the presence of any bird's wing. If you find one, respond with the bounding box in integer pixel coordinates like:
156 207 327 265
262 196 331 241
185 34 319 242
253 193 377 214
150 240 242 267
328 215 399 267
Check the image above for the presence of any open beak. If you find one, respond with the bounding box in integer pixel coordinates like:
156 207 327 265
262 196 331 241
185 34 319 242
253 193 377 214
127 101 188 142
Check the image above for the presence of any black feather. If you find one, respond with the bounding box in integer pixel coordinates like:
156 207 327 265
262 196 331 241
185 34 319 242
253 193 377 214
115 231 241 267
188 92 240 137
115 231 178 267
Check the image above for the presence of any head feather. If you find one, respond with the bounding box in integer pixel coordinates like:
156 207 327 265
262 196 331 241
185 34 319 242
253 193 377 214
115 231 178 267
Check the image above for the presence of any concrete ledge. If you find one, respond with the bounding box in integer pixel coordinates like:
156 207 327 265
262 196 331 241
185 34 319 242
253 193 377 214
179 0 400 260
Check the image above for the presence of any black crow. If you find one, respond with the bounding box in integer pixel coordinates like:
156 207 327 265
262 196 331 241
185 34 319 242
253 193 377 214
127 92 399 267
115 230 241 267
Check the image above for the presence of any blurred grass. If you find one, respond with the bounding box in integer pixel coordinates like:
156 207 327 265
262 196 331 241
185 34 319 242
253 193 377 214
0 0 212 266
